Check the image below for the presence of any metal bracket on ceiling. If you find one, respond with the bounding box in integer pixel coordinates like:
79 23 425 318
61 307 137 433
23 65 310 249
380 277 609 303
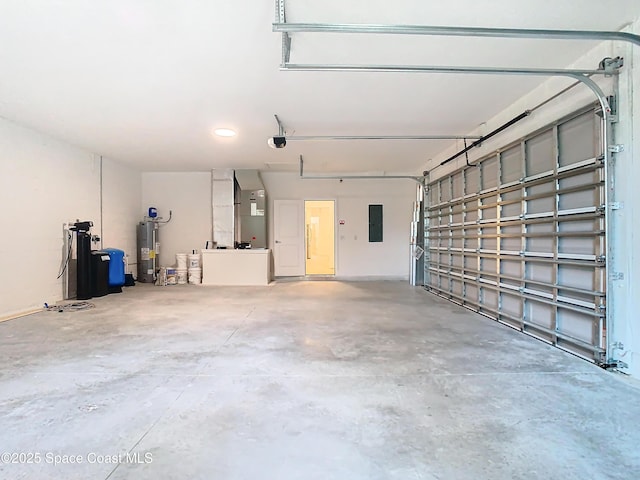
599 56 624 76
277 0 291 66
299 155 425 184
274 114 285 136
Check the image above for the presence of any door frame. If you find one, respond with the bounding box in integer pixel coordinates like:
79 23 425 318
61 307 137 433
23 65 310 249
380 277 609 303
304 199 337 276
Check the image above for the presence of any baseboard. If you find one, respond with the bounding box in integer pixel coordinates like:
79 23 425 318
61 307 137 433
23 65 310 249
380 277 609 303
274 275 409 282
0 308 42 324
334 275 409 282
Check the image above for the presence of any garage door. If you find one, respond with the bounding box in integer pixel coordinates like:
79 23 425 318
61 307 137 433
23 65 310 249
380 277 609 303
425 105 607 364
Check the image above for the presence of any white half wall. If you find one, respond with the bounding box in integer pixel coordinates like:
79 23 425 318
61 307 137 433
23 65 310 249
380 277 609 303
262 172 416 279
141 172 212 267
0 117 140 318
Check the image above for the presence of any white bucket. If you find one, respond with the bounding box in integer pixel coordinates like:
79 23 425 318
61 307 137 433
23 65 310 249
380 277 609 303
188 267 202 284
176 253 188 270
176 268 188 284
188 253 200 269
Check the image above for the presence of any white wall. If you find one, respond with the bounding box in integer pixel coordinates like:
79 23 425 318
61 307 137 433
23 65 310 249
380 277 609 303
141 172 212 267
102 158 141 272
425 20 640 378
0 117 140 319
611 20 640 379
262 172 416 279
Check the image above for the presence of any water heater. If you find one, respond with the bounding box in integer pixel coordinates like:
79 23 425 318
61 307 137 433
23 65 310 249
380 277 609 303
137 220 159 283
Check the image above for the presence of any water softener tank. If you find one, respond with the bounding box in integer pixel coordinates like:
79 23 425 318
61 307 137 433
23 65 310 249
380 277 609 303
137 221 158 283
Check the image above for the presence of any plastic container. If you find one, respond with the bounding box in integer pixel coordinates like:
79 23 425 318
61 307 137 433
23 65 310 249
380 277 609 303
176 253 188 270
91 251 110 297
176 268 188 284
103 248 125 287
188 267 202 284
188 253 200 269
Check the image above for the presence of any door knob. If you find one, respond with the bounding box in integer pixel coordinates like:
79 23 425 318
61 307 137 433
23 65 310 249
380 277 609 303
275 240 281 243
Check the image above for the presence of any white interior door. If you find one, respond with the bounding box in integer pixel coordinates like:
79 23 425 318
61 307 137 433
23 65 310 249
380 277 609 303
274 200 305 276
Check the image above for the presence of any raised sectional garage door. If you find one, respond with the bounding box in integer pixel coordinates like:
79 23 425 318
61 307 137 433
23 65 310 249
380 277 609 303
425 105 607 363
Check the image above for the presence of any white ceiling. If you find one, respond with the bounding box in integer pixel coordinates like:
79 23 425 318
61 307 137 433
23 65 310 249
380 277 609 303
1 1 639 174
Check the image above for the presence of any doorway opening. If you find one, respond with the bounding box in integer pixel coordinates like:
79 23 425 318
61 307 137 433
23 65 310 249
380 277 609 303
305 200 335 275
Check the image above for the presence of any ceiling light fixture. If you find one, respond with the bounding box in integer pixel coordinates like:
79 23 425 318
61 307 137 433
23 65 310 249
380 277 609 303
214 128 236 137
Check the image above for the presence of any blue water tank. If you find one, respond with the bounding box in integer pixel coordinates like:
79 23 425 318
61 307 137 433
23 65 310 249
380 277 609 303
103 248 126 287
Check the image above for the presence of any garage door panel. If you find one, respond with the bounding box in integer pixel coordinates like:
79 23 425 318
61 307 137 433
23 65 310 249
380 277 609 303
481 228 497 251
463 230 477 249
500 259 521 278
452 279 463 296
527 263 553 284
500 292 523 318
559 218 599 233
464 255 478 270
481 257 497 274
429 184 440 204
440 178 451 202
501 225 521 252
558 111 597 166
501 189 522 218
439 210 449 226
452 172 464 199
559 189 599 212
481 157 499 190
526 130 555 177
465 201 478 222
480 288 499 310
526 183 555 215
481 194 498 221
558 264 595 291
525 282 554 297
558 308 597 345
426 107 605 365
465 283 479 304
525 300 554 330
527 223 554 253
466 167 480 195
501 146 523 184
559 171 599 211
559 236 597 256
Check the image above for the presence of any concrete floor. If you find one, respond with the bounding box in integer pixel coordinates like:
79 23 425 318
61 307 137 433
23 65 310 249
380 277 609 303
1 281 639 480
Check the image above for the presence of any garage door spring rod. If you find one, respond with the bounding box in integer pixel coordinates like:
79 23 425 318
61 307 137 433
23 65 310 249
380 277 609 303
440 110 531 167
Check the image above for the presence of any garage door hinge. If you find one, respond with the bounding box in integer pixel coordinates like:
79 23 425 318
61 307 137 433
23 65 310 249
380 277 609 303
596 255 606 264
608 144 624 153
609 272 624 281
603 359 629 370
